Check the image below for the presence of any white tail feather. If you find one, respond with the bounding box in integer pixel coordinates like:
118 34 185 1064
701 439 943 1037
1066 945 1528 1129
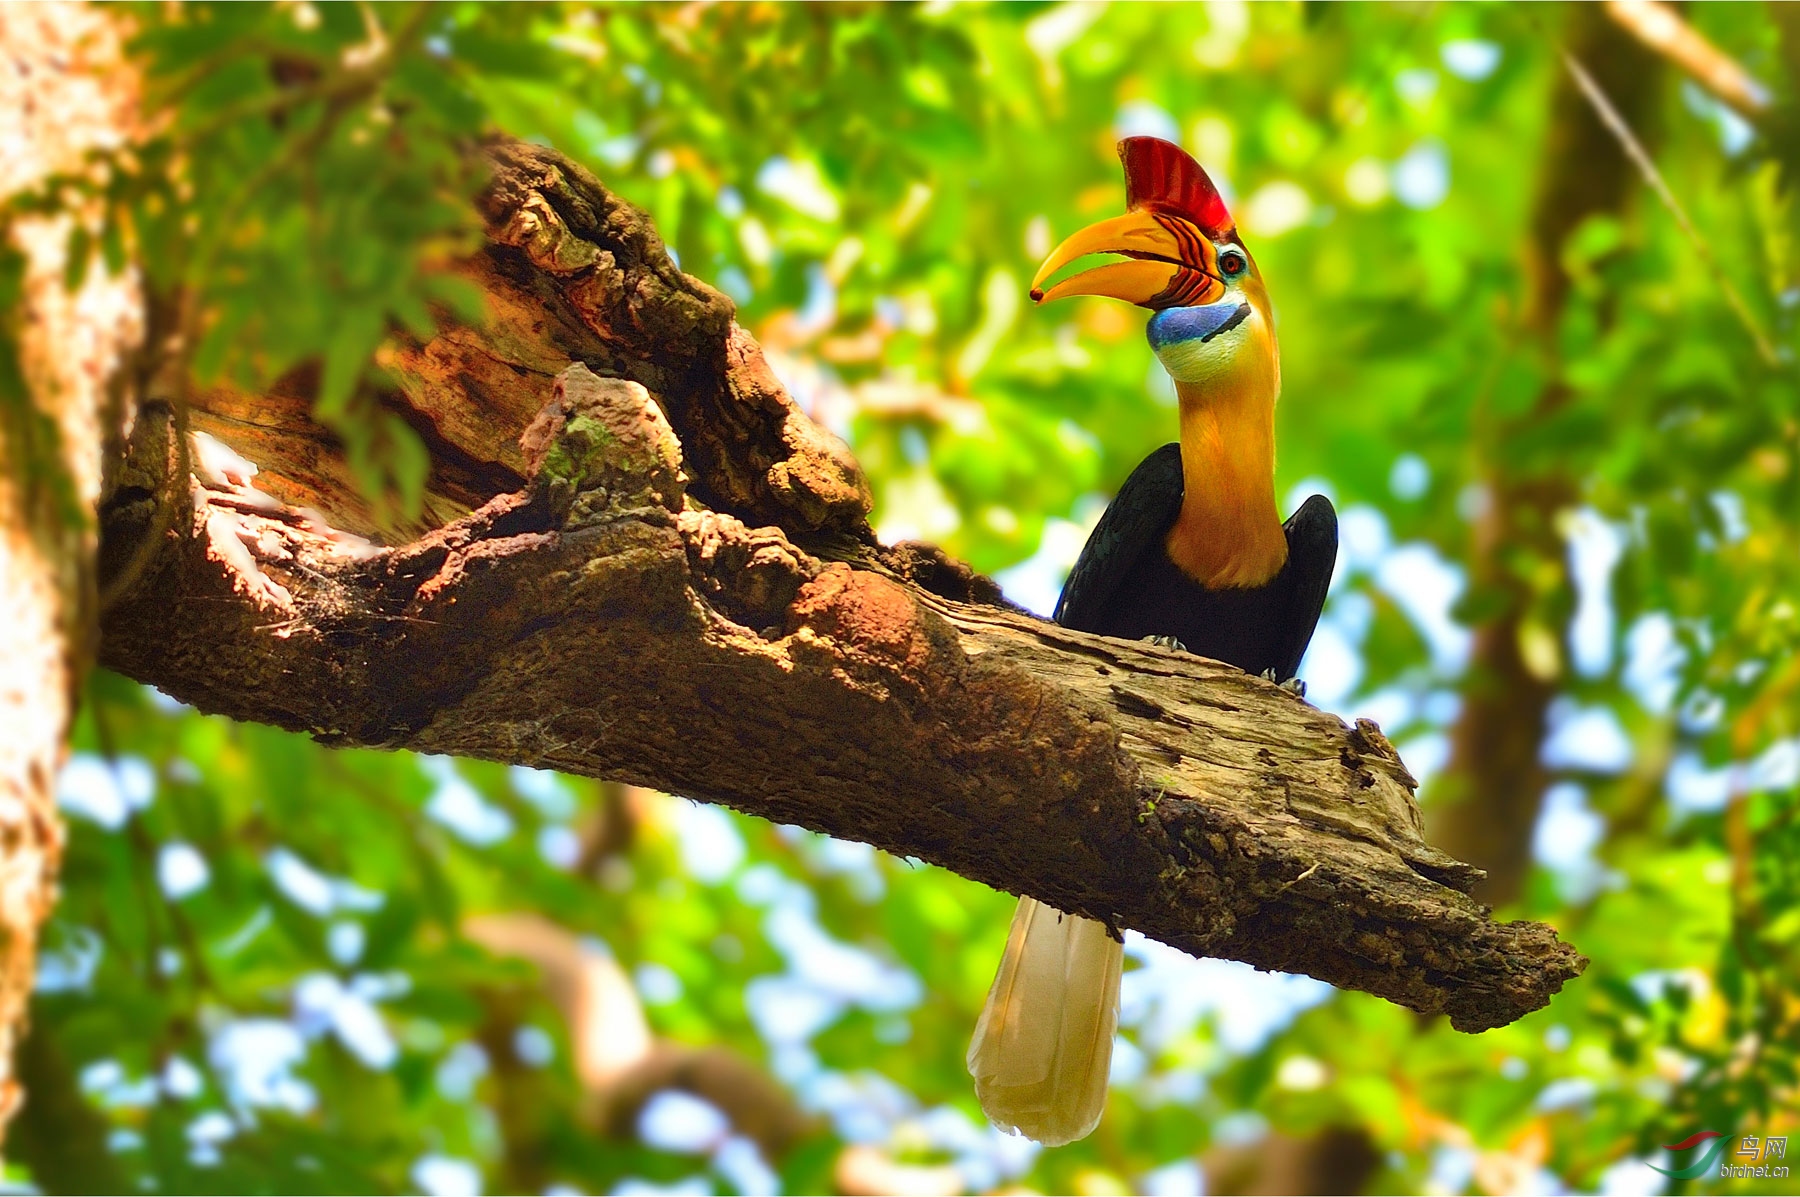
966 897 1122 1146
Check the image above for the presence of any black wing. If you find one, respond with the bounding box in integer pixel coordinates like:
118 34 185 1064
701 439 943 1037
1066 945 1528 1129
1054 443 1184 632
1271 493 1338 681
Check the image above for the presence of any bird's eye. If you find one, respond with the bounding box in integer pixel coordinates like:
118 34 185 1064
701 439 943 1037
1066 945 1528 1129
1219 249 1246 277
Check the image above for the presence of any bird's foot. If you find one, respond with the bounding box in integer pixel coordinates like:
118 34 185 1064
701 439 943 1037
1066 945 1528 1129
1142 635 1187 652
1259 667 1307 698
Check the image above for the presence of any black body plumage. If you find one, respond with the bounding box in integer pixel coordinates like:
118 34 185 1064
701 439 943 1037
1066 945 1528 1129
1054 444 1338 680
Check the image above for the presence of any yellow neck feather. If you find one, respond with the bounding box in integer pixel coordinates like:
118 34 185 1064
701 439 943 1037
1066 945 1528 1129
1165 363 1287 590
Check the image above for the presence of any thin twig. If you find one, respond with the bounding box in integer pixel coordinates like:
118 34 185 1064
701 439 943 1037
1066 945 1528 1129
1603 0 1770 121
1562 49 1781 367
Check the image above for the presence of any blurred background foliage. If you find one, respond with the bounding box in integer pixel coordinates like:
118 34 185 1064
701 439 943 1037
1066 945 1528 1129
13 1 1800 1193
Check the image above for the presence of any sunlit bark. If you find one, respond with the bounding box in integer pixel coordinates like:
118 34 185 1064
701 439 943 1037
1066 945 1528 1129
0 1 142 1149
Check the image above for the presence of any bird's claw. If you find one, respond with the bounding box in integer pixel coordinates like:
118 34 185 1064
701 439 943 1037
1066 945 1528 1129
1259 667 1307 698
1142 635 1186 652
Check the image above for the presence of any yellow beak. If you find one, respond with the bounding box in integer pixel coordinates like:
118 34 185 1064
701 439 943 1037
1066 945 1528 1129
1029 208 1226 309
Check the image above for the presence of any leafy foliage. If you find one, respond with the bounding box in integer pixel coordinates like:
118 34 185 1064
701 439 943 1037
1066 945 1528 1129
17 3 1800 1194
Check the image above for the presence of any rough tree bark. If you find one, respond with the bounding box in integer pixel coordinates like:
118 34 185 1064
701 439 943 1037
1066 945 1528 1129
94 142 1583 1036
0 3 142 1143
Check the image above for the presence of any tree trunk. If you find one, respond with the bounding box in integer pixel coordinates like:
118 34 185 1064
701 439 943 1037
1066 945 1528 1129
1429 5 1664 907
1222 13 1667 1192
0 2 142 1145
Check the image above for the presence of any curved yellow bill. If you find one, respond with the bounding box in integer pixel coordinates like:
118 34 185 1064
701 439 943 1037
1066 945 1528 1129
1030 208 1225 309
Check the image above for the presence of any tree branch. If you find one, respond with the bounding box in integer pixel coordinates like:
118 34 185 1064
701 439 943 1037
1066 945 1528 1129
96 143 1584 1033
1604 0 1770 121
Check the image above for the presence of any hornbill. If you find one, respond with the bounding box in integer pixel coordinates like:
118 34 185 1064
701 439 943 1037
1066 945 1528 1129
966 137 1339 1146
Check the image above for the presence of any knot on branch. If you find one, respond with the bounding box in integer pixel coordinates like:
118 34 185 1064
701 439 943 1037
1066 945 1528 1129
679 510 819 633
521 364 686 527
723 327 872 533
494 191 605 276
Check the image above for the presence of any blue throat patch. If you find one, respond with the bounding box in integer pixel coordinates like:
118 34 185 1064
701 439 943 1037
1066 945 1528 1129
1147 300 1251 351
